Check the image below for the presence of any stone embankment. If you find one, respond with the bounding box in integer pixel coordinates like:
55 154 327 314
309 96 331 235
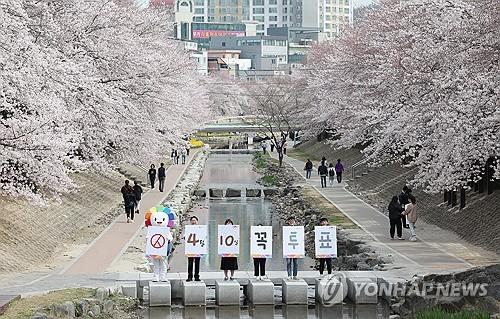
391 264 500 318
252 153 389 271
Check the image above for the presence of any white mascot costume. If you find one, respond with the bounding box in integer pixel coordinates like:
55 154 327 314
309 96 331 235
145 206 176 282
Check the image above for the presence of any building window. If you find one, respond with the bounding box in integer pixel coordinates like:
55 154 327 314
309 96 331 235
269 7 278 13
282 0 287 4
269 16 278 21
193 16 205 22
253 0 264 5
269 23 277 28
282 15 287 21
344 8 349 14
222 42 226 47
194 8 204 14
269 0 277 4
254 15 265 22
253 8 264 14
194 0 204 5
271 58 276 64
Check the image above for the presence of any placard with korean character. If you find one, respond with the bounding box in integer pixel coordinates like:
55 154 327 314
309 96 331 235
282 226 305 258
314 226 337 258
184 225 208 257
250 226 273 258
218 225 240 257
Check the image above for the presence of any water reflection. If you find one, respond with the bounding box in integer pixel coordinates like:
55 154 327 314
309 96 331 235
143 303 392 319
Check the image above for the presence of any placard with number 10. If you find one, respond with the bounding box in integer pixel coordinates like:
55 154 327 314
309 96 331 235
218 225 240 257
184 225 208 257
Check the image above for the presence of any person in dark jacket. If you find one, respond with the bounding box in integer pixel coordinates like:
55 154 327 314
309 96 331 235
318 162 328 188
398 186 411 228
148 164 156 189
335 159 344 183
121 180 135 223
304 159 313 179
158 163 166 192
388 196 404 240
317 218 333 275
133 181 143 214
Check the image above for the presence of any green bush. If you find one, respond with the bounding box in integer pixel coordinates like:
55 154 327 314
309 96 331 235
416 308 490 319
261 175 278 186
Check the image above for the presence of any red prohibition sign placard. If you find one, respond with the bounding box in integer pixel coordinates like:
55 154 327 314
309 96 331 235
150 234 166 249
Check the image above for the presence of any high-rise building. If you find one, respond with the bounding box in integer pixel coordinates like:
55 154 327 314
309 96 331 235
302 0 353 38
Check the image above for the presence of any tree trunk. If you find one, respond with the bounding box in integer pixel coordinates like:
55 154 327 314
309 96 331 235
278 150 284 167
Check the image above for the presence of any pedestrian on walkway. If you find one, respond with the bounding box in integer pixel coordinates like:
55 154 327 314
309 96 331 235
304 159 313 179
321 156 327 166
158 163 166 192
388 196 404 240
318 162 328 188
398 186 411 229
335 159 344 183
270 142 275 153
261 141 267 154
253 223 267 280
283 141 288 155
181 148 187 165
402 195 418 241
317 218 333 275
121 180 136 223
221 219 238 280
148 164 156 189
187 216 201 281
133 181 143 214
285 217 299 279
186 143 190 156
170 149 176 165
328 163 336 186
175 149 180 165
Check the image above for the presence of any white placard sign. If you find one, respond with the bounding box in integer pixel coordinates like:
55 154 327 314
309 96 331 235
184 225 208 257
282 226 305 258
314 226 337 258
250 226 273 258
146 226 172 256
218 225 240 256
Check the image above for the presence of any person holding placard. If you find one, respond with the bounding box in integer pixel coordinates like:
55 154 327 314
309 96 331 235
316 218 334 275
285 217 299 280
251 224 271 280
186 216 202 282
220 219 239 281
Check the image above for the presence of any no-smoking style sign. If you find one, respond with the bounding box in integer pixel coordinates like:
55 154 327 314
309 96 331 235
146 226 171 256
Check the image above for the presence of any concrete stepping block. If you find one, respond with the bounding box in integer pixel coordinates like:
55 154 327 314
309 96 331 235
120 281 137 298
182 281 206 306
346 277 378 304
282 278 308 305
315 276 346 305
149 281 171 307
247 279 274 305
215 280 240 305
225 188 242 197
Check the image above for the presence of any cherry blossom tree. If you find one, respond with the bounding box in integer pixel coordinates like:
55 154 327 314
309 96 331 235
0 0 210 201
305 0 499 193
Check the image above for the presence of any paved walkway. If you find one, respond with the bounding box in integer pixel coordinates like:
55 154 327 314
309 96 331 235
271 152 483 273
63 151 198 275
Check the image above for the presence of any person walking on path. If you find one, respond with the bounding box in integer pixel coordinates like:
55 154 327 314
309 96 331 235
133 181 143 214
304 159 313 179
317 218 333 275
181 148 187 165
388 196 404 240
158 163 166 192
121 180 136 223
148 164 156 189
283 141 288 155
398 186 411 229
270 141 275 153
186 143 190 156
221 219 238 280
402 195 418 241
170 149 176 165
328 163 336 186
318 162 328 188
253 223 267 280
321 156 327 166
335 159 344 183
175 149 180 165
261 141 268 154
285 217 299 279
187 216 201 282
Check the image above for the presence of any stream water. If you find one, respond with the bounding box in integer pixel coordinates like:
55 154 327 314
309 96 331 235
157 152 391 318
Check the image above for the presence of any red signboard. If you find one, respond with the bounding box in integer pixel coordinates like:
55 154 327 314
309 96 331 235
192 30 246 39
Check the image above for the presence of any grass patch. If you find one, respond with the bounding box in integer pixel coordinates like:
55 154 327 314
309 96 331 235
301 185 357 229
288 148 321 163
261 175 278 186
415 308 490 319
2 288 95 319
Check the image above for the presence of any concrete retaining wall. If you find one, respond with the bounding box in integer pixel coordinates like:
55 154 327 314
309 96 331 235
194 188 276 198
